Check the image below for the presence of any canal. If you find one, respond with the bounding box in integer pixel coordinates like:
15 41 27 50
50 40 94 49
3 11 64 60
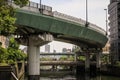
25 71 120 80
40 75 120 80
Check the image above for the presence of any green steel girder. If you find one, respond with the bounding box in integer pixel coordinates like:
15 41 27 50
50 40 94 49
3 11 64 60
15 9 108 48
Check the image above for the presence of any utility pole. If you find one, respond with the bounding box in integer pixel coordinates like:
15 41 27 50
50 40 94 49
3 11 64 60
104 9 108 36
85 0 89 27
39 0 42 13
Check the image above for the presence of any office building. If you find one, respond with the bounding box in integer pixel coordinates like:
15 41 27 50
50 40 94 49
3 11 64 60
62 48 67 53
45 44 50 53
62 48 72 53
102 41 110 54
108 0 120 62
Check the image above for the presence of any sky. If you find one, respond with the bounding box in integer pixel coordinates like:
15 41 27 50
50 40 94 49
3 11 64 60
29 0 109 52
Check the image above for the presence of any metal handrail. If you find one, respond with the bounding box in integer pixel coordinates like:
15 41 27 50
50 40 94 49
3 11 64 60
8 0 52 11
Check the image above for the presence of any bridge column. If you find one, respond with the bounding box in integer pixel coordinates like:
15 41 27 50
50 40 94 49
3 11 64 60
28 38 40 80
74 53 77 61
27 34 53 80
85 53 90 72
28 45 40 80
96 51 101 71
36 46 40 74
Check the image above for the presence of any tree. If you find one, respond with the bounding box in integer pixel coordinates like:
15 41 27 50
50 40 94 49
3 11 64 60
0 0 29 36
0 42 8 63
7 37 27 62
13 0 29 7
0 0 28 64
0 37 27 64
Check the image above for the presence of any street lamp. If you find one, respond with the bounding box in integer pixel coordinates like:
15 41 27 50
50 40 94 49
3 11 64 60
85 0 89 27
104 9 108 36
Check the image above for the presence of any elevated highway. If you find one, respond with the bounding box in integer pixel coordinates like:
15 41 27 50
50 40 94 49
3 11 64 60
8 1 108 48
8 1 108 79
15 10 107 48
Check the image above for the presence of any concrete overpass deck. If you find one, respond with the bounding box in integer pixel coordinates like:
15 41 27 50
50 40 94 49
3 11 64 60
9 0 108 48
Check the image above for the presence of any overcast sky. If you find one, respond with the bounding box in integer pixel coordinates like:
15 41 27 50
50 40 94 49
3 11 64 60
30 0 109 52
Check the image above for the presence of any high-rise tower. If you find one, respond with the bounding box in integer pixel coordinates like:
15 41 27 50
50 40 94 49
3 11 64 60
110 0 119 3
108 0 120 63
45 44 50 53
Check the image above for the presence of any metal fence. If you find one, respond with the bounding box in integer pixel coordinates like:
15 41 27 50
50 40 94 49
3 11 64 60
28 1 52 11
8 0 52 13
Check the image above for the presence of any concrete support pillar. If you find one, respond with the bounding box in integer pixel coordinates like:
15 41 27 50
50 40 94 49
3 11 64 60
36 46 40 74
74 53 77 61
85 53 90 72
96 52 101 71
28 43 40 80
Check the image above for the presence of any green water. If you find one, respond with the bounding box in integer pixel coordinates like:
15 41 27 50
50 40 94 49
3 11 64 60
25 75 120 80
39 74 120 80
91 76 120 80
25 72 120 80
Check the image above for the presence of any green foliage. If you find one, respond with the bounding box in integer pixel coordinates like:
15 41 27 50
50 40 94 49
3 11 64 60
114 61 120 67
101 54 109 64
68 56 74 61
40 57 56 61
0 46 8 63
59 56 68 61
7 59 15 64
0 0 29 36
0 63 9 66
0 37 27 65
0 0 29 64
7 37 27 61
0 4 16 36
13 0 29 7
77 56 85 61
9 37 19 49
7 47 27 61
59 56 74 61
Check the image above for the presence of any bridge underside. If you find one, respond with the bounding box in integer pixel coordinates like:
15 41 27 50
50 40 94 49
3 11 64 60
15 10 108 48
15 25 102 48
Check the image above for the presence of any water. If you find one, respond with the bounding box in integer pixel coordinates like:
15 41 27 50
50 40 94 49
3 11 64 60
25 71 120 80
39 75 120 80
91 75 120 80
